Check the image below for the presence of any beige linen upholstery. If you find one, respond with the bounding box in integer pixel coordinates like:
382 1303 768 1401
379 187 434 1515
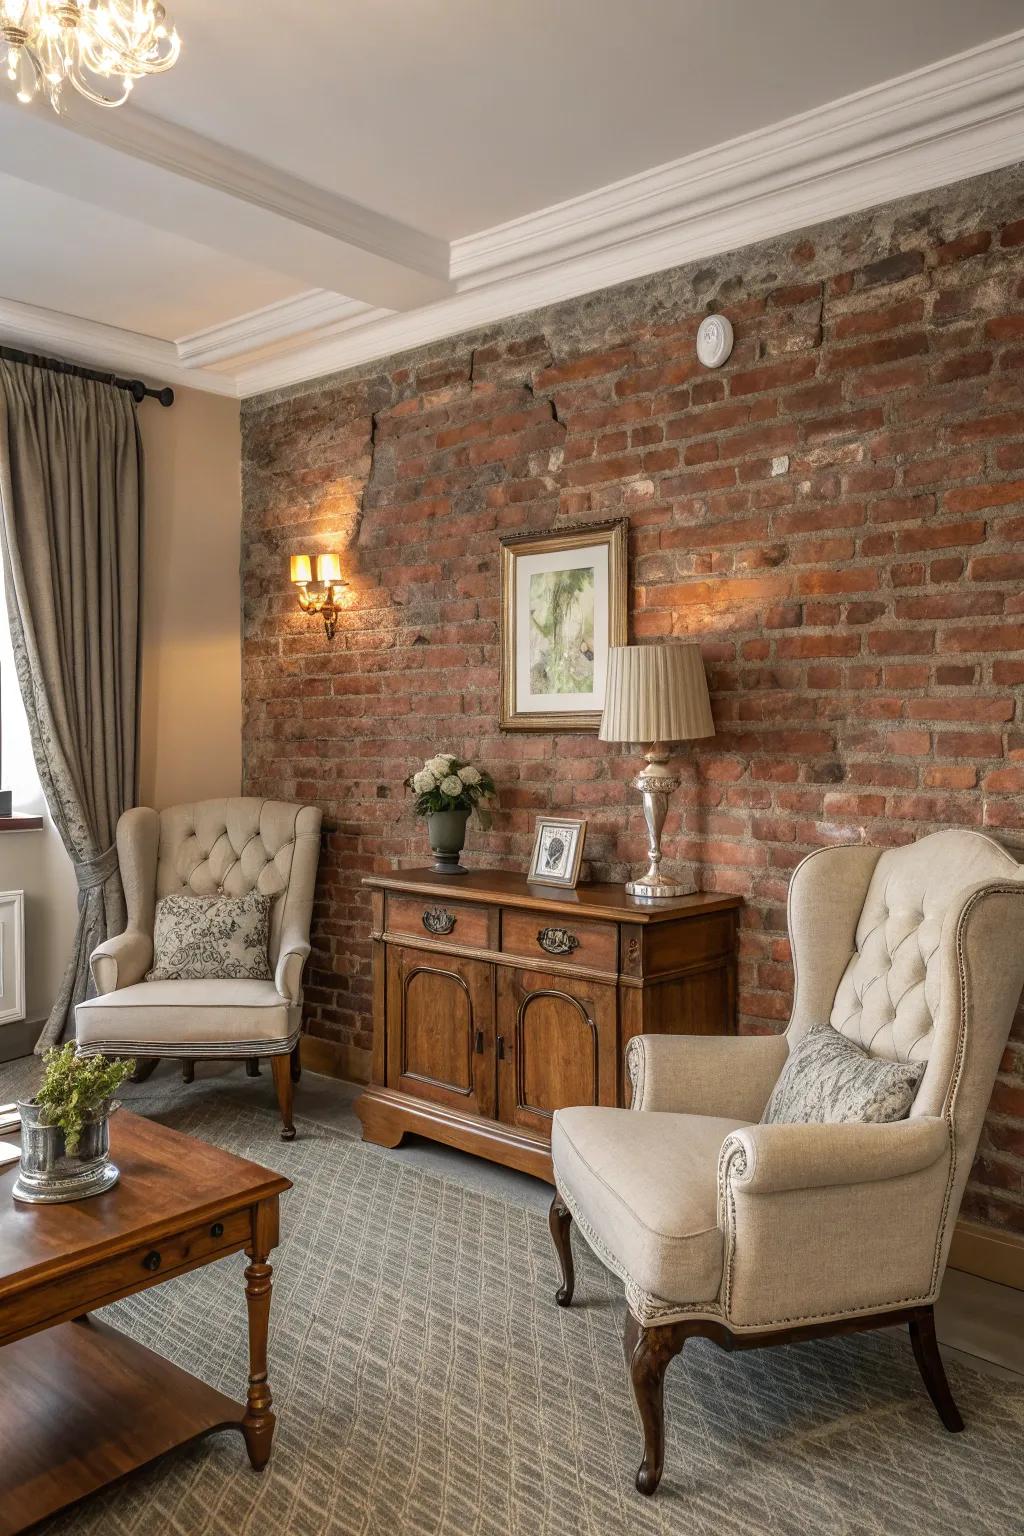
77 797 322 1059
552 829 1024 1333
552 1108 749 1303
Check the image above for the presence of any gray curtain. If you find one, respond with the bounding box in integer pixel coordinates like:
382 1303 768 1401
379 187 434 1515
0 360 142 1049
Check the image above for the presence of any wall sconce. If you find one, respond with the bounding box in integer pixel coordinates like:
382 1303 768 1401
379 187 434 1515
290 552 346 640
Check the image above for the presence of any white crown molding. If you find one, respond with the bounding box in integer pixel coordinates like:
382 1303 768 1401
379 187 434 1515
233 28 1024 397
0 296 239 397
175 292 390 372
4 30 1024 401
450 29 1024 287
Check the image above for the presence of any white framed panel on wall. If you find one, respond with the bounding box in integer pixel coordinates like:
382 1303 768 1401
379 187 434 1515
0 891 25 1025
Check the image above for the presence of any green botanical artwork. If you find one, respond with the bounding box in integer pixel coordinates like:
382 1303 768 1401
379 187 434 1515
529 565 596 694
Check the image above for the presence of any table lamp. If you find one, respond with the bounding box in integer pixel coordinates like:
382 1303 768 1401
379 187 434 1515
599 642 715 899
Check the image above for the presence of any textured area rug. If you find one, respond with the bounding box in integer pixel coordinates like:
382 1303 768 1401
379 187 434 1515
2 1061 1022 1536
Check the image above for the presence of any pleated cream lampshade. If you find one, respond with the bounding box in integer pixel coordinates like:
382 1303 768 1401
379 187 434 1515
599 643 714 745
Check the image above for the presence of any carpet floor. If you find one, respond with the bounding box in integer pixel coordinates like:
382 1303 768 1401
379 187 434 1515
2 1060 1023 1536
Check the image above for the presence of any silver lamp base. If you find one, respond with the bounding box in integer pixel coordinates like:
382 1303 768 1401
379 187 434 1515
626 871 697 901
624 743 697 903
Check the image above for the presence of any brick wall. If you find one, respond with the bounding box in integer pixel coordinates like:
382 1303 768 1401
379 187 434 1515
242 164 1024 1235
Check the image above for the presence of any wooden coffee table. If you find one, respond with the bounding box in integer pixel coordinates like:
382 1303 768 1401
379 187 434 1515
0 1109 291 1535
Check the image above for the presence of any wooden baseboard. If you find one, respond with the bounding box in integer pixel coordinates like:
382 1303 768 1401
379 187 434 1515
948 1219 1024 1291
299 1033 370 1086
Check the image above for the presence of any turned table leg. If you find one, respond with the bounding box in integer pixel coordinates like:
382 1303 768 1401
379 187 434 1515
241 1199 278 1470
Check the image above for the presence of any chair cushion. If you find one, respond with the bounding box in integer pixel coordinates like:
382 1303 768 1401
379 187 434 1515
147 890 273 983
76 980 295 1056
551 1107 750 1305
762 1022 925 1126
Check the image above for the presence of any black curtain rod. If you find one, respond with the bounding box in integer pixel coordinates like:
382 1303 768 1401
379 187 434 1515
0 345 174 407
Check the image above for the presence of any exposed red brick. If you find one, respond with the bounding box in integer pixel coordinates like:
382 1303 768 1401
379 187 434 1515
242 169 1024 1238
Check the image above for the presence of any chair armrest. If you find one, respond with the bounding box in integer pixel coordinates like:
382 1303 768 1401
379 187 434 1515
275 944 310 1006
627 1032 789 1119
721 1116 949 1197
89 930 152 995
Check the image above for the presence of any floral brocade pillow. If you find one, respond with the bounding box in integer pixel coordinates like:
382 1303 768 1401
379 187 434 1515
146 890 273 983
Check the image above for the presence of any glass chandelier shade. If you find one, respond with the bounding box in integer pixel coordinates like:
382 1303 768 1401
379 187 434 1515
1 1 180 112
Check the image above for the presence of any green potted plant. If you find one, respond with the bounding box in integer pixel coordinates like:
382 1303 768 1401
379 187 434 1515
405 752 496 874
14 1043 135 1205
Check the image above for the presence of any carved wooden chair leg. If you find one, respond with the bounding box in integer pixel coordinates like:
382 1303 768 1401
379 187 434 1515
624 1315 687 1496
181 1059 195 1084
290 1040 302 1084
129 1058 159 1084
270 1054 296 1141
547 1195 575 1306
908 1306 964 1432
246 1057 261 1078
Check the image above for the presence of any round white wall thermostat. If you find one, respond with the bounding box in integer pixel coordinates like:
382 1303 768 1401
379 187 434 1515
696 314 734 369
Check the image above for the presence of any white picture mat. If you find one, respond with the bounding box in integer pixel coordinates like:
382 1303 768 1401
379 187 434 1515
514 543 610 714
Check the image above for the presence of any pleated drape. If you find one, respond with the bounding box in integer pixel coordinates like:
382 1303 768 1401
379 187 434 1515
0 360 142 1048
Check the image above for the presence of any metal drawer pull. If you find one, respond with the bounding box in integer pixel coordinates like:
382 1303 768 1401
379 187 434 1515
209 1222 224 1238
496 1036 505 1060
537 927 580 956
422 905 456 936
142 1251 162 1272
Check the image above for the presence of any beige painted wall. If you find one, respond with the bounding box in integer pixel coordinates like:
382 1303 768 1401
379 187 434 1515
139 386 242 808
0 383 242 1034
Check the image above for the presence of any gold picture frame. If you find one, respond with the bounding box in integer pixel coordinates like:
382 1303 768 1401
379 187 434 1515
527 816 588 889
499 519 628 731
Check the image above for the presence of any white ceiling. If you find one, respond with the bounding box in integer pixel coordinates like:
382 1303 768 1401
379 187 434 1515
0 3 1021 398
145 0 1024 238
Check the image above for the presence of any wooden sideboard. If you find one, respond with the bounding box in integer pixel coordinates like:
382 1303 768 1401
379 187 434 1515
355 868 741 1181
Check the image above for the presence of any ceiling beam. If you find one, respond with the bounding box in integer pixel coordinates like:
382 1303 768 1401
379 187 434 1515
0 99 451 311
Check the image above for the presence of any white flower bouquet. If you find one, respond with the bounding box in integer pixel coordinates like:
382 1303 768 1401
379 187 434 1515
404 753 496 828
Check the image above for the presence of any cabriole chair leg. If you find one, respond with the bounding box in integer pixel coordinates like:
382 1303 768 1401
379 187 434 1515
548 1195 575 1306
181 1059 195 1084
271 1054 296 1141
624 1313 687 1497
246 1057 261 1078
129 1058 159 1084
909 1305 964 1432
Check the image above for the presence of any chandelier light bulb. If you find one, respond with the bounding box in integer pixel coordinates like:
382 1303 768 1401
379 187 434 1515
2 0 180 110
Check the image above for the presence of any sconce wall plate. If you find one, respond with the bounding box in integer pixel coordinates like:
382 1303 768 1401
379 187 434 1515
696 314 734 369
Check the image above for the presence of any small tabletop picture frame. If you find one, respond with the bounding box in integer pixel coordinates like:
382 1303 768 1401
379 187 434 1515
527 815 588 889
500 519 627 731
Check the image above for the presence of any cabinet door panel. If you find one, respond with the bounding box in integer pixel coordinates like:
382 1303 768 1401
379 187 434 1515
386 948 494 1116
496 968 616 1137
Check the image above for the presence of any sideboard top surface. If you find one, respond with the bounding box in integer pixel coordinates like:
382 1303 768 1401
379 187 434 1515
363 867 742 925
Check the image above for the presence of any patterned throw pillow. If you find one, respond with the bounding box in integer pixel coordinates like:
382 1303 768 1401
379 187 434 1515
761 1023 925 1126
146 890 273 983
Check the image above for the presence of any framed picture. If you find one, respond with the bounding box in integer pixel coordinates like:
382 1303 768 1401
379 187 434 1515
500 519 627 731
527 816 588 889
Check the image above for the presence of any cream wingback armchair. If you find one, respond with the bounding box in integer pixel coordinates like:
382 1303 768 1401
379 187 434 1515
76 798 322 1140
548 829 1024 1496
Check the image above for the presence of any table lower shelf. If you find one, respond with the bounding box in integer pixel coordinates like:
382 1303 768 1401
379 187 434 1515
0 1315 253 1536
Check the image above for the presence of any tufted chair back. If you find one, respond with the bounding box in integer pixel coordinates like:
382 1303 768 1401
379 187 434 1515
787 827 1024 1271
118 797 322 970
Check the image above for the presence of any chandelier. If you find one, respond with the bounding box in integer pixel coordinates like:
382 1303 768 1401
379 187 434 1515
1 1 180 112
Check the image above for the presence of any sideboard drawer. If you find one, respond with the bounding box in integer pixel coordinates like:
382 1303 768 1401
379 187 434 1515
387 893 492 948
500 908 617 972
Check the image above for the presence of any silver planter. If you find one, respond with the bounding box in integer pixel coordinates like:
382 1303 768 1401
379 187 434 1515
426 808 470 874
12 1099 120 1204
